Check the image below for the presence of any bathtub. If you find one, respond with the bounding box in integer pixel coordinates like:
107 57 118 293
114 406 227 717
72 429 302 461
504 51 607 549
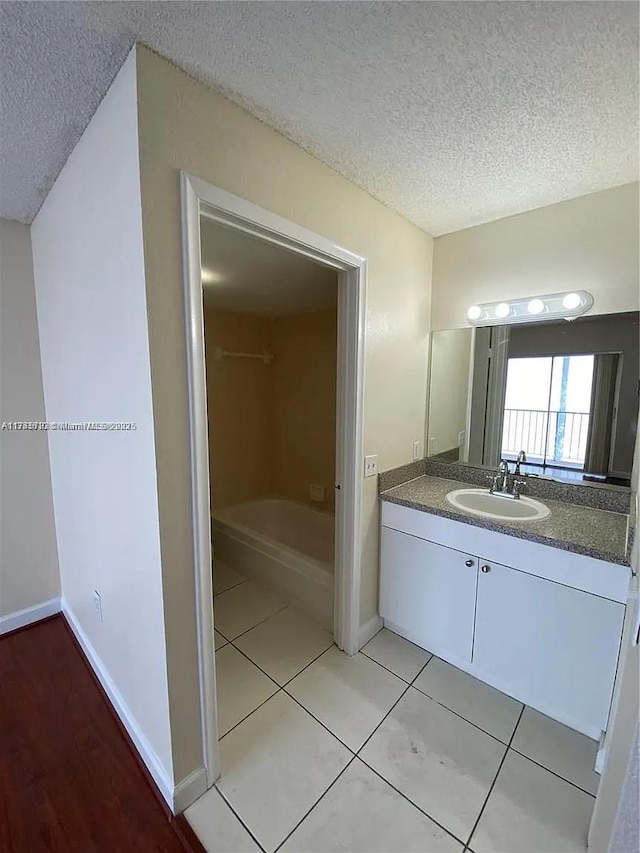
212 498 335 629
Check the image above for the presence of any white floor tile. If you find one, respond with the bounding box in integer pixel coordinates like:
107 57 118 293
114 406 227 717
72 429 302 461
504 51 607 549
280 757 463 853
470 751 594 852
287 646 407 751
218 691 351 853
186 785 260 852
213 561 245 596
413 657 523 743
512 707 600 795
214 581 286 640
360 687 506 843
215 645 278 736
362 628 432 683
214 630 227 650
234 607 334 685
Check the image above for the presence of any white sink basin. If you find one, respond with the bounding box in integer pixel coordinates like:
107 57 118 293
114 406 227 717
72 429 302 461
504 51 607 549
446 488 550 522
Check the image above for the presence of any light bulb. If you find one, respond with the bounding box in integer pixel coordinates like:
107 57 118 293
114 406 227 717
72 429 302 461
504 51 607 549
494 302 511 319
467 305 482 321
527 299 545 315
562 292 582 310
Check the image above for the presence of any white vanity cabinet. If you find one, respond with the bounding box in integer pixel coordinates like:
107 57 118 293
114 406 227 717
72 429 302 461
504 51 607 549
473 560 625 736
380 501 629 739
380 528 478 665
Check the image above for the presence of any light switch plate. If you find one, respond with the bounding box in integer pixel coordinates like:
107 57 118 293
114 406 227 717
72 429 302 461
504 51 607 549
364 455 378 478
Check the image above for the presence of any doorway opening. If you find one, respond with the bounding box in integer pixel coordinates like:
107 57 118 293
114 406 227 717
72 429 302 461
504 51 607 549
181 175 366 789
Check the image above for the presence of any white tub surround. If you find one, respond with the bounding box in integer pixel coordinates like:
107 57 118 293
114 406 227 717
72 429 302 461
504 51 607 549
212 498 334 629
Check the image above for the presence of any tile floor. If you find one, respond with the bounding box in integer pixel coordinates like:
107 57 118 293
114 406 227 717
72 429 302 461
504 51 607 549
187 562 599 853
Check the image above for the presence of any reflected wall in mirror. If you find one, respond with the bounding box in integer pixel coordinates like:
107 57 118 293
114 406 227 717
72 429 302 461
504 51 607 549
427 312 639 487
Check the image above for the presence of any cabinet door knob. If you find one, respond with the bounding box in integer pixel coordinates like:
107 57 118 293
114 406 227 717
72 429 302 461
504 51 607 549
465 559 474 567
481 565 491 573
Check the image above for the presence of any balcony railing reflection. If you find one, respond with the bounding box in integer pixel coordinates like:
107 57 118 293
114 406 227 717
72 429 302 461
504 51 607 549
502 408 590 465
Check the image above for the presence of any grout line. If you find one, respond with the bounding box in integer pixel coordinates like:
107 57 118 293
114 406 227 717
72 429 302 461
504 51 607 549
217 604 289 644
280 642 336 689
218 687 282 742
281 687 357 755
271 755 358 853
214 785 268 853
355 680 413 756
464 704 526 848
410 653 434 684
227 631 332 691
213 578 247 598
218 644 340 745
507 747 597 799
216 614 598 850
410 681 516 747
357 755 467 849
358 648 429 684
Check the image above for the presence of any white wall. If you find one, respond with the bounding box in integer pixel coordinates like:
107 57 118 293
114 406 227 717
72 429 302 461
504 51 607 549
589 425 640 850
432 184 640 330
30 54 174 792
135 44 433 782
0 220 60 624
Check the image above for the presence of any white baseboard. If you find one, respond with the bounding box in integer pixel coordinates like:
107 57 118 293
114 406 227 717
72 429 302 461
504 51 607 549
61 599 179 810
173 766 208 813
358 614 384 650
0 596 61 635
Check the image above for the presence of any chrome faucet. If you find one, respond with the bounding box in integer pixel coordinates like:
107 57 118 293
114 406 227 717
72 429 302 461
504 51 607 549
514 450 527 476
489 459 525 500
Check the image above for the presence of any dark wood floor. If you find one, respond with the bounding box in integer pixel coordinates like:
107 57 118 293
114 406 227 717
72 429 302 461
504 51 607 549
0 616 200 852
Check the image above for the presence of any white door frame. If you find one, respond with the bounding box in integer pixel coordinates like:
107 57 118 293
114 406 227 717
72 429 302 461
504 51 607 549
180 173 367 787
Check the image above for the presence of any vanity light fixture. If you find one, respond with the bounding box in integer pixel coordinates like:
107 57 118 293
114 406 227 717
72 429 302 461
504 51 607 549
466 290 594 327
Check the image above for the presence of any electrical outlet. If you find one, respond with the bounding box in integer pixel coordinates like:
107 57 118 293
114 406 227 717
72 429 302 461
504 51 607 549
309 484 325 502
458 430 466 447
93 590 103 622
429 437 437 455
364 454 378 478
412 440 421 461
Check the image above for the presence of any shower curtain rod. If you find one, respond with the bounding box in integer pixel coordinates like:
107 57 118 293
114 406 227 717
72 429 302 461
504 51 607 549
214 346 274 363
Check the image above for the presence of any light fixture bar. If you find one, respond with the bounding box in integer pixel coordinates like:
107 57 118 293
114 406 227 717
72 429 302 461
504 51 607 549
466 290 594 327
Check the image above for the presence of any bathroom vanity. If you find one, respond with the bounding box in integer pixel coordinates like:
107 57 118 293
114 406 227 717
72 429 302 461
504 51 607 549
379 472 632 742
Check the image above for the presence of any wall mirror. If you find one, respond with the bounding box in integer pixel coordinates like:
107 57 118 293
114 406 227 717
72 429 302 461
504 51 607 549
426 311 639 488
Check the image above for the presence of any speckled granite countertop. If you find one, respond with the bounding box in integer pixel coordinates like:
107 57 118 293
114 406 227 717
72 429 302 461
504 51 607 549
381 474 632 567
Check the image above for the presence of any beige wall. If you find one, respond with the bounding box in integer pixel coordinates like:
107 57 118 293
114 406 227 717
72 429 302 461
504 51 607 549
204 309 272 509
0 220 60 621
427 328 472 458
204 307 338 513
135 44 433 781
271 310 337 512
432 183 640 331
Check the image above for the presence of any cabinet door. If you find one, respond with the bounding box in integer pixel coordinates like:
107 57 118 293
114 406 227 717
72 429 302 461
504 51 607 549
380 526 478 664
473 561 624 735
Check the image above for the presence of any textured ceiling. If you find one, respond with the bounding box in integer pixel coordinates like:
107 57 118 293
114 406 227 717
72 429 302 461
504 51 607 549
1 2 638 233
200 217 337 315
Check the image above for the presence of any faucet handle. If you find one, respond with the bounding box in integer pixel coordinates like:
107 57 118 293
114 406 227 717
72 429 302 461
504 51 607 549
513 479 527 498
